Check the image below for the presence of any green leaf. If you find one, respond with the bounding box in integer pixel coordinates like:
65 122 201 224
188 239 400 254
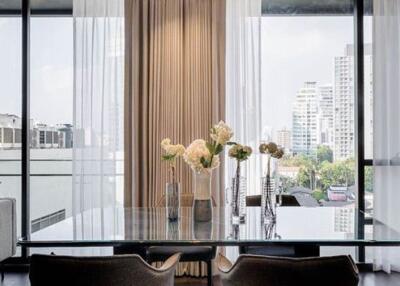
215 144 223 154
162 154 175 161
206 142 215 154
200 156 209 168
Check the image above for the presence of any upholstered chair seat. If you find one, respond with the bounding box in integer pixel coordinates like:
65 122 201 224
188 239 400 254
29 253 181 286
217 253 359 286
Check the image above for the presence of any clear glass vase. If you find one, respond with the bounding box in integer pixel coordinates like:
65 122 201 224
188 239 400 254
231 176 246 224
193 171 212 222
166 182 180 221
261 175 276 224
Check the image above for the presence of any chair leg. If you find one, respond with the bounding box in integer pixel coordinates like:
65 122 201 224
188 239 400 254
206 260 212 286
0 263 4 282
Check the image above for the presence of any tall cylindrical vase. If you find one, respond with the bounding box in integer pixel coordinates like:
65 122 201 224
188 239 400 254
166 182 180 221
231 175 246 224
193 171 212 222
261 175 276 224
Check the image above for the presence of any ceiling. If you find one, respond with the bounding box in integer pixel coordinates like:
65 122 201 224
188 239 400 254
0 0 72 14
0 0 373 16
262 0 373 15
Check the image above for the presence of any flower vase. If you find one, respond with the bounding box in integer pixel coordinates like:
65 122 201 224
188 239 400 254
166 182 180 221
193 171 213 222
231 175 246 224
261 174 276 224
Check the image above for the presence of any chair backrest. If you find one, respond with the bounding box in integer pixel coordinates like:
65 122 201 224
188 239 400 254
217 254 359 286
29 253 180 286
280 195 300 206
156 193 217 207
245 195 300 207
245 195 261 207
0 198 17 262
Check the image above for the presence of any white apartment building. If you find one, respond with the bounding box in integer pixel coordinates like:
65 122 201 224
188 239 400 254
364 46 373 159
318 84 334 149
0 114 22 149
0 114 73 149
292 82 319 156
334 44 373 160
276 128 291 152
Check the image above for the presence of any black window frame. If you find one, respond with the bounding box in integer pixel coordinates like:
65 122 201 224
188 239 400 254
1 0 370 263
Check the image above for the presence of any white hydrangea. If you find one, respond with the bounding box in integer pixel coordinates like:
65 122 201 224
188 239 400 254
165 144 185 156
161 138 171 149
183 139 220 173
210 121 233 146
161 138 185 157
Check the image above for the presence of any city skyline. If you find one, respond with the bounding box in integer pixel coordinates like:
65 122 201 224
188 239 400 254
262 42 373 161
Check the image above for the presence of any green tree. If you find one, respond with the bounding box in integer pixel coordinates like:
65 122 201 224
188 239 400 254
365 166 373 192
319 159 355 191
317 145 333 164
280 175 297 193
312 189 326 201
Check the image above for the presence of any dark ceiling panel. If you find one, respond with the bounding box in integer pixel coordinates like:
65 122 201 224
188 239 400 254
262 0 372 15
0 0 72 14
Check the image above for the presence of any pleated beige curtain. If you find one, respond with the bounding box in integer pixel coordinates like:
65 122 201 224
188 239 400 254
124 0 226 208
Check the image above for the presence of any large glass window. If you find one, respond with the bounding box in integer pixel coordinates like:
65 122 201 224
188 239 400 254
30 17 73 234
0 17 22 236
261 16 356 207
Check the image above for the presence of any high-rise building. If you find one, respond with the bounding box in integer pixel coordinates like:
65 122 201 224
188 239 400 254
334 44 373 160
276 128 291 152
317 84 334 148
292 82 318 156
334 46 354 160
364 45 373 159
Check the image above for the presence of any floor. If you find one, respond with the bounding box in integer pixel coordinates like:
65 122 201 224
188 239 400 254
2 272 400 286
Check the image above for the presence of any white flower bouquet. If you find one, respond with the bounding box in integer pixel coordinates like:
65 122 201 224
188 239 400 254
183 121 233 173
161 138 185 183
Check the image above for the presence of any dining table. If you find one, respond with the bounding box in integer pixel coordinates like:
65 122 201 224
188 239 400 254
19 205 400 252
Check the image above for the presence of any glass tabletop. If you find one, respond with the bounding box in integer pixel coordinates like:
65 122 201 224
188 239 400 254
22 206 400 246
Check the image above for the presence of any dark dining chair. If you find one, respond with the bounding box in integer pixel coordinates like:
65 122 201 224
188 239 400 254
29 253 181 286
217 253 359 286
240 194 306 257
150 193 216 286
245 194 300 207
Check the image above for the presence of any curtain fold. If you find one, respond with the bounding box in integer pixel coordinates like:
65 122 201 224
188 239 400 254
373 0 400 273
124 0 226 209
73 0 125 239
224 0 262 262
225 0 262 197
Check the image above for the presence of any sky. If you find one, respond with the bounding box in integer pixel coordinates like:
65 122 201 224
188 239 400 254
0 16 372 128
0 17 73 126
261 16 372 137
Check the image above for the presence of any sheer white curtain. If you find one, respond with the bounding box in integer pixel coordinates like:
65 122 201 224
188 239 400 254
373 0 400 273
73 0 124 240
225 0 262 198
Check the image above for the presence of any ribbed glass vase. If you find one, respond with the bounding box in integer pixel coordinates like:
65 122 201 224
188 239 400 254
193 171 212 222
166 182 180 221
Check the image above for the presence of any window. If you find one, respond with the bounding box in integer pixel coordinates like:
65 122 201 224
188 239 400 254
260 16 356 207
30 17 73 235
0 17 22 237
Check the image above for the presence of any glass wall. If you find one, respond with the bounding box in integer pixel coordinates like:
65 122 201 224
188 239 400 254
0 17 22 237
29 17 73 234
260 16 356 208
